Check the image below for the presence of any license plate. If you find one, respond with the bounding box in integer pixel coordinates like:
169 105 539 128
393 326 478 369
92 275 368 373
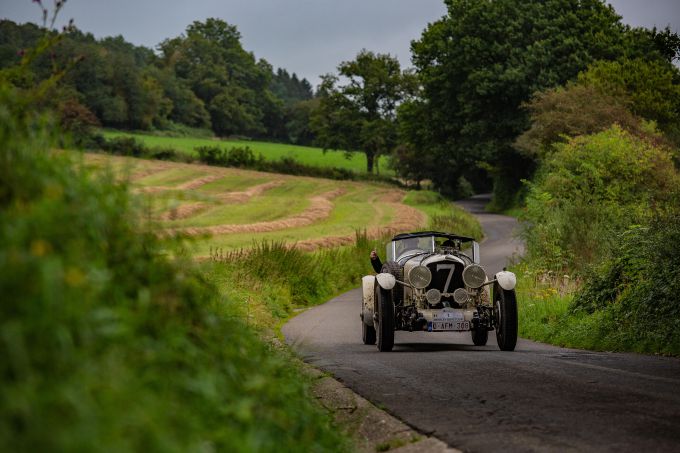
431 320 470 331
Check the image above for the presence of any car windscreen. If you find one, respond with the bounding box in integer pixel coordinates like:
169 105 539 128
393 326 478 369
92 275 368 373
392 236 434 259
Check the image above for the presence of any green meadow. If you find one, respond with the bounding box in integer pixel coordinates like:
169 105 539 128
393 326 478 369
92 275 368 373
102 130 395 176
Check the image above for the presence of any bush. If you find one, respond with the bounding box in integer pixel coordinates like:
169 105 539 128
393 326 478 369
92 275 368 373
0 81 347 451
522 126 678 272
102 135 148 156
571 205 680 354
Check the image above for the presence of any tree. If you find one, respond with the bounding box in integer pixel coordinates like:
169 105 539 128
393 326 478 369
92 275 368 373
159 18 278 137
270 68 313 106
311 50 412 173
577 58 680 144
514 84 659 159
409 0 639 207
285 98 318 146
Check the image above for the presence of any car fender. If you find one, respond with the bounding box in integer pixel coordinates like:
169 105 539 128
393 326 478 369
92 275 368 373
495 271 517 291
361 275 376 326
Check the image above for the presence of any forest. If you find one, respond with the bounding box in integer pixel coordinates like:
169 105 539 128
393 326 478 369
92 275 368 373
0 18 315 143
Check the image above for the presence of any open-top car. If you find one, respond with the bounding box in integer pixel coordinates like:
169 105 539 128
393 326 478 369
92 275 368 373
361 231 518 352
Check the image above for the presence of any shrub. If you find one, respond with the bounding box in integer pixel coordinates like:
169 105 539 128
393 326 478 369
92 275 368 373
195 144 227 164
571 204 680 354
522 125 678 272
102 135 148 156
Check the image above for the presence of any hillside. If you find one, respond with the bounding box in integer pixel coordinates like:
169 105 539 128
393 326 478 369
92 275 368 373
83 153 426 256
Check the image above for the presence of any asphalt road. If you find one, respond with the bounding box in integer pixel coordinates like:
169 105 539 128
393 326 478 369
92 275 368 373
283 195 680 452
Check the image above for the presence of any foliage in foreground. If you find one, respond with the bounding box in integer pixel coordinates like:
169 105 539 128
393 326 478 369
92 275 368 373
0 83 347 451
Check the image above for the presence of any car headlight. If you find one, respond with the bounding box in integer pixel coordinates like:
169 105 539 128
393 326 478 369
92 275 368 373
426 288 441 304
462 264 486 289
453 288 469 305
408 265 432 289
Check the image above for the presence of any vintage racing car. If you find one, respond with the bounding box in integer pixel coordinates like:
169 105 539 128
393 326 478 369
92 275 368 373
361 231 518 352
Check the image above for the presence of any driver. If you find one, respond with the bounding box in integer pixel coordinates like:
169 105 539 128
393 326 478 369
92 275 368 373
369 250 382 273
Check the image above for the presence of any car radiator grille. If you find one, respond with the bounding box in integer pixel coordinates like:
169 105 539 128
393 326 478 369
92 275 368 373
427 261 465 307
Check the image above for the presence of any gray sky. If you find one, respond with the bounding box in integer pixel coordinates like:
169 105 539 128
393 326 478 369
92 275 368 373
1 1 678 88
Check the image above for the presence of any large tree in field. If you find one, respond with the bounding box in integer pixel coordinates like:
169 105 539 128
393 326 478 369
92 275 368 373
408 0 656 205
312 50 412 173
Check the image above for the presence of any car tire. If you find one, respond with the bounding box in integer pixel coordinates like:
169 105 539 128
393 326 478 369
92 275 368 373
381 261 403 306
362 319 376 345
471 327 488 346
493 282 518 351
375 285 395 352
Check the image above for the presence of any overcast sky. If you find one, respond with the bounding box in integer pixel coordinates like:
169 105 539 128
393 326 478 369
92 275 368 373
1 1 678 88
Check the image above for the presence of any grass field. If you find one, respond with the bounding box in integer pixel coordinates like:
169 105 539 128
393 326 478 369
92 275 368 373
102 130 395 176
83 153 479 258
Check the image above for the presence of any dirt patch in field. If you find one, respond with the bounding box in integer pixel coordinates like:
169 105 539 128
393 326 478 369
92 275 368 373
378 190 406 203
157 180 285 221
129 163 175 181
165 189 345 237
136 173 225 194
217 180 285 203
158 202 209 221
293 202 426 252
176 174 224 190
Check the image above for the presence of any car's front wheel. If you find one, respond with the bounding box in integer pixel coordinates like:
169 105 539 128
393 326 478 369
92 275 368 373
494 282 518 351
375 285 394 352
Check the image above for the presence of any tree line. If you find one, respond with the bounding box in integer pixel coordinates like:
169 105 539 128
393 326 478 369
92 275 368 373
0 18 315 144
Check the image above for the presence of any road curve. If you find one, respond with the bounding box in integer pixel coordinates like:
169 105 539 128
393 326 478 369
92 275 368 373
283 195 680 452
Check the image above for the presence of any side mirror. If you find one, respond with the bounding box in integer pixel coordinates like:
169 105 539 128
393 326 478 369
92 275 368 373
495 271 516 291
376 273 396 290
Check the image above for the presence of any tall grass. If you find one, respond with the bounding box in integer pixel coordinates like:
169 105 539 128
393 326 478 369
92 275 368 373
207 232 384 329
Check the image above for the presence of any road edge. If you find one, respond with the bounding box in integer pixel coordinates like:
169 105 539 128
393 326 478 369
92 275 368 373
301 362 460 453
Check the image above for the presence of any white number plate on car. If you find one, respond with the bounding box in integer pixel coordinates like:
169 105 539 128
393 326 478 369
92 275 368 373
432 320 470 331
